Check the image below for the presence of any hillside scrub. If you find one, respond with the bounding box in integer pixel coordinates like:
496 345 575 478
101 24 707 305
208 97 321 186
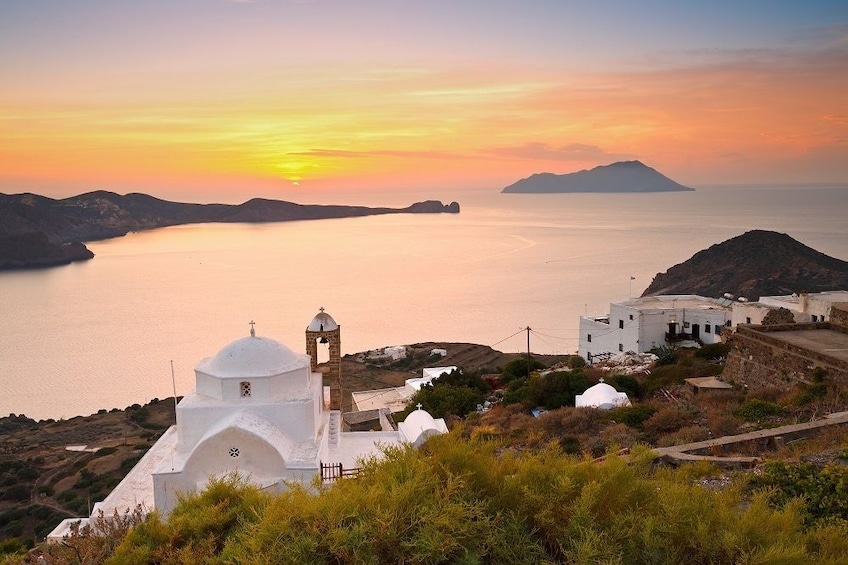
23 434 848 564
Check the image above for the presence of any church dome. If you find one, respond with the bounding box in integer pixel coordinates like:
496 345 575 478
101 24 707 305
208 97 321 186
307 308 338 332
198 335 305 378
575 381 629 409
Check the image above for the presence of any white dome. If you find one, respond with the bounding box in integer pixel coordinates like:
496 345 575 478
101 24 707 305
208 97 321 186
197 335 305 378
403 408 439 433
575 382 629 409
307 309 338 332
398 408 447 447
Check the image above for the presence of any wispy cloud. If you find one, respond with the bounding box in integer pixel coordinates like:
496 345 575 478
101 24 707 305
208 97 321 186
486 142 634 163
287 148 471 160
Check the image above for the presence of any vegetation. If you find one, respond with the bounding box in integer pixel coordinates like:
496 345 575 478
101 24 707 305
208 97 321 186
400 369 490 420
19 434 848 564
749 460 848 526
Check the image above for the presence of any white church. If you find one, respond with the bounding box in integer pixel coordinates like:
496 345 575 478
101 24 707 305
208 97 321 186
49 309 446 539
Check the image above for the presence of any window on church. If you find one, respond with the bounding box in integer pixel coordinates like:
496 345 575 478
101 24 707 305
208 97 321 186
240 381 251 397
229 447 240 458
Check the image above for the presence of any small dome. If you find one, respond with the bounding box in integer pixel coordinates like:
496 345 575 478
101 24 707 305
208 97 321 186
398 408 447 447
402 408 438 433
307 309 338 332
576 382 629 409
198 335 305 378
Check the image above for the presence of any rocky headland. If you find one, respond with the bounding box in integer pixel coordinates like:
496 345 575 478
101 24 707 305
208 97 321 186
642 230 848 300
502 160 694 193
0 191 460 270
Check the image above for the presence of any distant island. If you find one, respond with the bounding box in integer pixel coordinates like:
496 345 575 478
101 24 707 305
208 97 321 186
642 229 848 301
0 191 460 271
501 160 694 194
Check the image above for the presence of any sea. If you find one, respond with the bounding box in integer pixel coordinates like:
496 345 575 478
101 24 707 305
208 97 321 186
2 184 847 421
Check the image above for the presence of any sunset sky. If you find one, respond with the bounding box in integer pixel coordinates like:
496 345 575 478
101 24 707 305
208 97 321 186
1 1 847 202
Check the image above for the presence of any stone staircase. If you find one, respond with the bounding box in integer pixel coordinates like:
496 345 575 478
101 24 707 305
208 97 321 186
328 410 341 447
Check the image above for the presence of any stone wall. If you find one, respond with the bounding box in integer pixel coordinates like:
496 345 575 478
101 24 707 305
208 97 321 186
724 323 848 390
831 303 848 327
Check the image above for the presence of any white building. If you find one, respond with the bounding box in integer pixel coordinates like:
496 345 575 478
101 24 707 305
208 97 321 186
579 295 731 364
575 381 631 409
731 290 848 326
351 366 457 413
49 311 446 540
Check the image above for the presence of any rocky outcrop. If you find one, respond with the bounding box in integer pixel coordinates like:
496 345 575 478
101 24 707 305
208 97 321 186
642 230 848 301
0 191 460 270
502 161 694 193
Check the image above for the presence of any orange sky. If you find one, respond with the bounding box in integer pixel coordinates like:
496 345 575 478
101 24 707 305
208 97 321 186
1 1 847 202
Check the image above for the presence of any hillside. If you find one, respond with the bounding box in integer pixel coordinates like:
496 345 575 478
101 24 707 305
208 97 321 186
0 191 460 270
501 160 694 193
642 230 848 300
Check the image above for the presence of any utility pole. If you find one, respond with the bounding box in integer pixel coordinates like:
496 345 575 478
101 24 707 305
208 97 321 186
526 326 531 380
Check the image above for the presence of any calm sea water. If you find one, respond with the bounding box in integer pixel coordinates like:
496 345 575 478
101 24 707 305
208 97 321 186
2 185 847 420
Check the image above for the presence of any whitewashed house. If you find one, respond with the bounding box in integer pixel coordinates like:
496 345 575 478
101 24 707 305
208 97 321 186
731 290 848 326
579 295 731 364
351 366 458 413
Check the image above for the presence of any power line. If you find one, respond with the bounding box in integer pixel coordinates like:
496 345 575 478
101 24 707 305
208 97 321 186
488 327 527 348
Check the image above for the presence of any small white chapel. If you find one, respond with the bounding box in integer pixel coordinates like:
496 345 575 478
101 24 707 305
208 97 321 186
49 309 446 540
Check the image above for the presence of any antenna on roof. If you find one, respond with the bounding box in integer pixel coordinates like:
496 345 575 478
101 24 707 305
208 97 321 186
171 360 178 425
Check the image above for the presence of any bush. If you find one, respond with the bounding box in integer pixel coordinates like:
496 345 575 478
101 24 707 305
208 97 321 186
605 374 642 400
605 404 657 429
643 364 690 395
499 356 546 385
791 383 829 406
1 485 29 502
643 407 694 437
695 342 730 360
749 461 848 524
527 370 589 410
650 345 678 365
735 399 785 422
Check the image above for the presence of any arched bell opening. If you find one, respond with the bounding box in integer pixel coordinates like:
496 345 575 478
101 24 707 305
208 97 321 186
314 336 331 365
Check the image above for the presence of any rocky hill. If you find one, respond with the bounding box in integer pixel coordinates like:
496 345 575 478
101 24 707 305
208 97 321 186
0 191 460 270
642 230 848 300
502 160 694 193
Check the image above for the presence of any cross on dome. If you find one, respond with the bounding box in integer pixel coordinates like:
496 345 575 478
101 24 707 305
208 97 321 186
416 403 423 410
319 307 325 313
249 320 256 337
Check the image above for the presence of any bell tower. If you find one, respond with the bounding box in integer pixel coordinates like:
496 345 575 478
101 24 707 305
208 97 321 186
305 307 342 410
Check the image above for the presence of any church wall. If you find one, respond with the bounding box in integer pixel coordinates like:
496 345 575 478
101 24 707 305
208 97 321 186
196 372 223 399
178 399 320 449
241 367 311 400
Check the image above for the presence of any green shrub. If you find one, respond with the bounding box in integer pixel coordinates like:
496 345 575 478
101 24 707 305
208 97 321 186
650 345 678 365
605 404 657 429
792 383 829 406
695 342 730 360
735 399 785 422
527 370 589 410
749 461 848 524
606 374 642 399
643 364 690 394
499 356 546 385
643 406 694 436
